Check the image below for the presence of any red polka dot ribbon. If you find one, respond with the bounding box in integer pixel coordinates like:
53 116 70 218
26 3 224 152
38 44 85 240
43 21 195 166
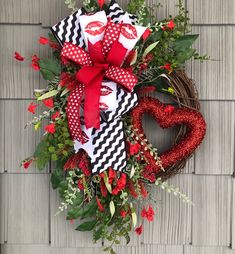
61 19 138 143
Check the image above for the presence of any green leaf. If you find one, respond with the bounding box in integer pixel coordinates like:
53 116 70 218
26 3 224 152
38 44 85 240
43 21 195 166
143 41 159 58
73 192 84 206
80 199 97 219
40 69 55 81
173 34 199 52
34 138 50 170
34 121 41 131
68 199 97 220
39 58 61 75
48 146 55 153
67 206 82 220
51 154 58 161
109 200 115 218
76 219 97 231
51 169 64 189
37 90 58 100
34 138 48 157
58 180 67 198
93 226 103 242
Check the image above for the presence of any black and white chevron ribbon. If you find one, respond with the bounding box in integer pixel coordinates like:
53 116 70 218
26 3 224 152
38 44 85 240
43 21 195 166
51 8 86 48
101 86 138 122
90 87 138 174
91 117 126 174
106 0 137 24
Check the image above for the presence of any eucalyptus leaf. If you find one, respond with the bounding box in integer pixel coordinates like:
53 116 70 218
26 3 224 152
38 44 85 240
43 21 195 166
131 211 137 227
143 41 159 58
104 172 112 193
130 49 138 66
37 90 58 100
109 200 115 218
60 88 70 97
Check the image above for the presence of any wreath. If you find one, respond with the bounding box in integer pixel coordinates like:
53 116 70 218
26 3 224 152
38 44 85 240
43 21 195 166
17 0 207 253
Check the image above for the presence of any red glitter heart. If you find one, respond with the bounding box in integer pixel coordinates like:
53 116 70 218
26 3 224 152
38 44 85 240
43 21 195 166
130 97 206 176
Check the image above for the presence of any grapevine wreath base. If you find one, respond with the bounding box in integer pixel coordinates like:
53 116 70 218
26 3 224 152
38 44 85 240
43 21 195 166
18 0 207 253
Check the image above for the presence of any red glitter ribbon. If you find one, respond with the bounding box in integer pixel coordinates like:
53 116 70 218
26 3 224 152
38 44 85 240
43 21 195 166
61 20 138 143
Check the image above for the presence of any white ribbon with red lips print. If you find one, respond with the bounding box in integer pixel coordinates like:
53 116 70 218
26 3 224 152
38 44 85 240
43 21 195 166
72 11 146 171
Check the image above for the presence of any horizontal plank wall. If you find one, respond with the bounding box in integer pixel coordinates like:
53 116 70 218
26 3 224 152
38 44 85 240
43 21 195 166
0 0 235 254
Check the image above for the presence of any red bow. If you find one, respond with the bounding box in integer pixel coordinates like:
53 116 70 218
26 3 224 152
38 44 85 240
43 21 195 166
61 20 138 143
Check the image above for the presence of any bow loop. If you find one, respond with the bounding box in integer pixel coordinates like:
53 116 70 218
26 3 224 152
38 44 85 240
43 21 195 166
61 42 92 66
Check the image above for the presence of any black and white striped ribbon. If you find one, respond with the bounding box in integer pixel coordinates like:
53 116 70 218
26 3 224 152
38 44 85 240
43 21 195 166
51 8 86 48
106 0 138 24
101 86 138 122
91 117 126 174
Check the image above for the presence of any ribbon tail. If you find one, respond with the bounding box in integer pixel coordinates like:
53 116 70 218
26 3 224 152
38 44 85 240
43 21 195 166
67 85 85 143
90 117 127 174
84 74 103 129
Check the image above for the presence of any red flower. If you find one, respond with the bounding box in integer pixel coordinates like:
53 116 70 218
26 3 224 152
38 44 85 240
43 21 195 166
14 51 25 61
45 123 56 134
160 63 172 73
49 41 60 50
51 111 60 120
27 102 37 114
78 154 91 176
129 142 141 156
120 210 128 218
61 56 69 65
64 153 82 170
100 179 107 197
139 181 148 198
141 206 155 222
142 28 151 41
22 159 33 169
77 179 84 190
112 173 126 195
124 49 137 66
127 180 138 198
59 72 76 91
97 0 105 9
135 225 143 235
67 81 76 91
167 20 175 30
43 98 54 108
96 196 104 212
164 105 175 114
108 168 116 184
137 86 156 96
142 171 156 183
39 36 49 45
31 55 40 71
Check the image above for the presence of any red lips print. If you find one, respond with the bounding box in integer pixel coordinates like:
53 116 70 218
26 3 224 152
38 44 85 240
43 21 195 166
81 131 90 144
99 102 109 110
85 21 106 36
121 24 138 40
100 85 113 96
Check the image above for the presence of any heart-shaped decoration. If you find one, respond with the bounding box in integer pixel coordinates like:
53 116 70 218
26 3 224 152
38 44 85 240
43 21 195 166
130 97 206 176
